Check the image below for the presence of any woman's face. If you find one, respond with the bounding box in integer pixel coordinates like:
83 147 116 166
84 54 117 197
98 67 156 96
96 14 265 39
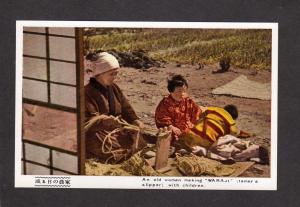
171 85 188 101
95 68 119 86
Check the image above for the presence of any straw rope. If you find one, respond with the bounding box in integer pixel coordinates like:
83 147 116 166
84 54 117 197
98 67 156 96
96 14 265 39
85 113 160 164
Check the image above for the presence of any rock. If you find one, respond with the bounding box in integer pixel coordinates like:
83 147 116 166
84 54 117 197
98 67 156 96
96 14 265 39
212 57 231 73
197 62 204 70
219 56 231 71
141 80 157 85
176 63 181 67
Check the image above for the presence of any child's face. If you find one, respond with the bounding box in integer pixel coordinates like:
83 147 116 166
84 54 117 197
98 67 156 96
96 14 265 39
171 85 188 101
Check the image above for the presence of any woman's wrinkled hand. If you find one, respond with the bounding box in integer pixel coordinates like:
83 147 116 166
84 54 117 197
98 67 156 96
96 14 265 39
100 115 121 129
133 119 145 129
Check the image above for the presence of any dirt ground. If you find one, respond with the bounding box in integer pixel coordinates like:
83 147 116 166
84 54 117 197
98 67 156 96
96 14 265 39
23 63 272 177
116 63 271 177
23 104 77 152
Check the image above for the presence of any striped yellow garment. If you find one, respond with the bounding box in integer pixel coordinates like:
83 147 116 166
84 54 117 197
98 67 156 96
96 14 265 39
183 107 238 148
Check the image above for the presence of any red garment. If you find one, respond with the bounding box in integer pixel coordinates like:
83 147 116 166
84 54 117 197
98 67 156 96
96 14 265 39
155 95 201 132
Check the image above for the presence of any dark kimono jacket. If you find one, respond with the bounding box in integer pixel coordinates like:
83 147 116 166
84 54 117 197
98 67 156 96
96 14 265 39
85 78 144 163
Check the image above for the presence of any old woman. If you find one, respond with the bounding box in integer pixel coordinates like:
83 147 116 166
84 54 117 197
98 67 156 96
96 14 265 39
84 52 145 163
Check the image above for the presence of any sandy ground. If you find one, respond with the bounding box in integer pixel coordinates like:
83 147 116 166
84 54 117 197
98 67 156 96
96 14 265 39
23 63 272 177
23 104 77 152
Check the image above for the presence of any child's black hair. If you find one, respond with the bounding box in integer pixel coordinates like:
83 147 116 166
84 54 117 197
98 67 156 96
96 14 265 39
224 104 238 119
167 75 188 92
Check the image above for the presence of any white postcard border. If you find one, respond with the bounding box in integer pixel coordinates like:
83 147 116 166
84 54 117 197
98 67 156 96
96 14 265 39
15 21 278 190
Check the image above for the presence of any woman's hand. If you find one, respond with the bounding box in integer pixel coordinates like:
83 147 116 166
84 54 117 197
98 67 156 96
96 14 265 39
100 115 121 129
133 119 145 129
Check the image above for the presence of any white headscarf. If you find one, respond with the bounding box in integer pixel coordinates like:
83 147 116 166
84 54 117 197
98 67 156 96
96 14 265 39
84 52 120 77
